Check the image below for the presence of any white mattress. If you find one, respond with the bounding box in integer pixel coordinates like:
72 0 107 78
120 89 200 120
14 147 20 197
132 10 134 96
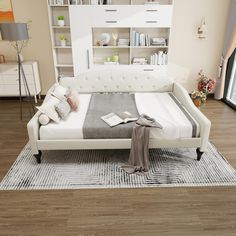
40 93 199 140
40 94 91 140
135 93 200 139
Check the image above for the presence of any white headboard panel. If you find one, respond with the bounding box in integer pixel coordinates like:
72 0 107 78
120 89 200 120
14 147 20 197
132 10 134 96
60 68 174 93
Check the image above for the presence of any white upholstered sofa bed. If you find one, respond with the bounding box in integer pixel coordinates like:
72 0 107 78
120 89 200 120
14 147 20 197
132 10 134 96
27 68 211 164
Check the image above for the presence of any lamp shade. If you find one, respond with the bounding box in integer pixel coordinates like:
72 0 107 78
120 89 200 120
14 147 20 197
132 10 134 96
0 23 29 41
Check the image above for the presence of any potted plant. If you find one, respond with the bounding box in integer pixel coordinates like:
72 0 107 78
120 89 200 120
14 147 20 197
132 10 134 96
57 16 65 27
197 70 215 99
191 90 207 107
59 35 67 47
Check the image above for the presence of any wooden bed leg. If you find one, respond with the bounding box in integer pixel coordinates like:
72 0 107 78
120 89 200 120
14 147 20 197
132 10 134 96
196 148 204 161
34 151 42 164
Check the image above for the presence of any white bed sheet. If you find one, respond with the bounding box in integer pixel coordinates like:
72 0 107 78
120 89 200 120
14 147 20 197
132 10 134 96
40 93 199 140
135 93 200 139
40 94 91 140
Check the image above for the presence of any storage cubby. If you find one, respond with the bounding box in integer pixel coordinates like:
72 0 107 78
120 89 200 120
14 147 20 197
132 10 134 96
56 50 73 65
51 7 70 26
92 28 130 47
92 27 169 66
54 28 71 46
93 48 130 65
56 67 74 78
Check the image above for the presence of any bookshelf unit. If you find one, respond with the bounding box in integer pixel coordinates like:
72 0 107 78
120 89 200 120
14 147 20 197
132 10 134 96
47 0 173 79
47 0 73 80
70 3 173 75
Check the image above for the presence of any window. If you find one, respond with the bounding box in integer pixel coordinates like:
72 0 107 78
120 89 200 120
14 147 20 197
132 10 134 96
226 52 236 106
224 49 236 110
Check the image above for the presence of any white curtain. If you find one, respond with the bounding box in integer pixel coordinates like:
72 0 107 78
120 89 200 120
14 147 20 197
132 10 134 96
215 0 236 99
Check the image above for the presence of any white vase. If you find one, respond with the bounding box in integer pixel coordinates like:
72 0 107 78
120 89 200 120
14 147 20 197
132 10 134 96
60 40 66 47
58 20 65 27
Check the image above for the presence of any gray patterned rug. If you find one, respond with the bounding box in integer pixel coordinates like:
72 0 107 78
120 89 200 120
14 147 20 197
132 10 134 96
1 142 236 190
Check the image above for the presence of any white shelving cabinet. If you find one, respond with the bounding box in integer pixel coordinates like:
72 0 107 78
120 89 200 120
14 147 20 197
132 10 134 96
70 3 173 75
47 0 173 78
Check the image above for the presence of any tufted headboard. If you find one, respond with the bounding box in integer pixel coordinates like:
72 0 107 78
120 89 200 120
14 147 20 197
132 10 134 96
60 68 174 93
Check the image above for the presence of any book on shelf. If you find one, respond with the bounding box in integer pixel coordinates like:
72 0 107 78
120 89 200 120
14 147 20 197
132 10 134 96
139 34 146 47
49 0 65 5
131 31 136 46
150 51 168 65
117 38 129 46
101 112 138 127
135 32 140 46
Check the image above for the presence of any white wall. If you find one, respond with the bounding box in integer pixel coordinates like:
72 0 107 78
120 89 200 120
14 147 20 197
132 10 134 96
169 0 230 92
0 0 230 94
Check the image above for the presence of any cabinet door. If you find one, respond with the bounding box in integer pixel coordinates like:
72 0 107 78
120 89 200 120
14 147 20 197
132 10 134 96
70 6 93 75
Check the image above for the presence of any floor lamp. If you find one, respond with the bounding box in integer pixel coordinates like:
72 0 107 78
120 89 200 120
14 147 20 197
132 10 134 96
0 23 35 120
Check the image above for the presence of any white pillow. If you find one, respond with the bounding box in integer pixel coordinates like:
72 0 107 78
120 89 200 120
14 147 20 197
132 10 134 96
39 114 50 126
51 84 67 101
36 97 60 123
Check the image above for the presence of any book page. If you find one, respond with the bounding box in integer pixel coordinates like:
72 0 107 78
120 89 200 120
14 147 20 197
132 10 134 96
101 113 124 127
117 111 138 123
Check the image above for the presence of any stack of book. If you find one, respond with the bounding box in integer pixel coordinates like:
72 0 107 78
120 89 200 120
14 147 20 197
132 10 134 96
151 37 166 46
118 38 129 47
150 51 168 65
49 0 65 5
132 57 148 65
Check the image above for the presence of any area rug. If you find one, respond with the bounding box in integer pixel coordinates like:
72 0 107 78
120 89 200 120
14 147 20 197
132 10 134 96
1 142 236 190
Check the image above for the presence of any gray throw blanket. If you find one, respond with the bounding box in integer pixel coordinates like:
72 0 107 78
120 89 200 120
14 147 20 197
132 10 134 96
83 93 139 139
122 114 163 174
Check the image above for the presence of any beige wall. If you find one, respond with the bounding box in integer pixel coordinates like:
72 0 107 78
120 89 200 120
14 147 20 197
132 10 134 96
169 0 230 92
0 0 230 94
0 0 55 94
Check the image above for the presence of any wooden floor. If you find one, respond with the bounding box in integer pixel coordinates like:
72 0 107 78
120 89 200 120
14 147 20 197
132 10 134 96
0 99 235 236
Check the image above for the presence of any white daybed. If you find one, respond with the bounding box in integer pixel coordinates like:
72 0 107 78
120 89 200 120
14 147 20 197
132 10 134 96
27 69 211 163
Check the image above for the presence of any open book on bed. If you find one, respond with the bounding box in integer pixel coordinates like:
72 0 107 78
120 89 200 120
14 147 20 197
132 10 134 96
101 111 138 127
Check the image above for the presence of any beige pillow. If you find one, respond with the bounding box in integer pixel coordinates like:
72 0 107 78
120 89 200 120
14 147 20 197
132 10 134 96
38 114 50 126
66 89 80 111
51 84 67 101
36 97 60 123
